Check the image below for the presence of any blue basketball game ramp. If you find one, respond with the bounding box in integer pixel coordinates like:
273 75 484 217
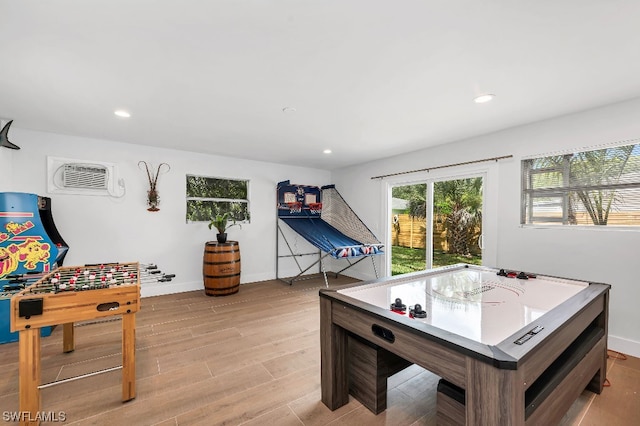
276 181 383 286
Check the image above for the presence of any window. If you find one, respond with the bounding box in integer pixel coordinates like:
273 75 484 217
186 175 250 222
522 142 640 226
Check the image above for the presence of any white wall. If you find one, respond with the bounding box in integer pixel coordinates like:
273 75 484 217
5 127 330 297
332 97 640 357
0 146 13 191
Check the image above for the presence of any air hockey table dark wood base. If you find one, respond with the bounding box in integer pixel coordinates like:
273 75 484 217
319 264 609 426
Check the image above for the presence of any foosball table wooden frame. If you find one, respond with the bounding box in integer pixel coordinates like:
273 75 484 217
10 262 141 426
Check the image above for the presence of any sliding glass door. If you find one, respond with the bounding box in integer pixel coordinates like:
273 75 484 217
390 176 483 275
432 177 483 268
390 183 427 275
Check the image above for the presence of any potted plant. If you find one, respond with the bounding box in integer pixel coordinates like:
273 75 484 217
208 212 240 243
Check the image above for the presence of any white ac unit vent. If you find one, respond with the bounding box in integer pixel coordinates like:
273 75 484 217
47 156 123 197
62 164 108 189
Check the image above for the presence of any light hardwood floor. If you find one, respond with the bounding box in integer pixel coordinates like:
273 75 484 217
0 275 638 425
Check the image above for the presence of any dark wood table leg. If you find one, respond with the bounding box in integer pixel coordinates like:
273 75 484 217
348 335 411 414
466 357 523 426
320 297 349 410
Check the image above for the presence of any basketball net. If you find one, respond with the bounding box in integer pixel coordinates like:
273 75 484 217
287 202 302 214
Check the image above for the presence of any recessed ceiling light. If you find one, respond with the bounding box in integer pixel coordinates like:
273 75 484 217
114 110 131 118
323 149 332 154
474 94 495 104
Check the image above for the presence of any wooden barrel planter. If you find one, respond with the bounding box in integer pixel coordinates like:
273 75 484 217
203 241 240 296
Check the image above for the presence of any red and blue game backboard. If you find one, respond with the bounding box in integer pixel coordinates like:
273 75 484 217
277 180 322 218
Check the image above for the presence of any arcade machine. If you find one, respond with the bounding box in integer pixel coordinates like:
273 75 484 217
38 195 69 266
0 192 69 343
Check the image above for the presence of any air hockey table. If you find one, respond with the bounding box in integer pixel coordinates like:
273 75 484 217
319 264 610 425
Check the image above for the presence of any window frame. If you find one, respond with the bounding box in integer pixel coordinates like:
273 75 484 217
185 174 250 223
521 141 640 229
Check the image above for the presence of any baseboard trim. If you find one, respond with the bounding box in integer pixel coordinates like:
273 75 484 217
608 335 640 358
141 280 203 298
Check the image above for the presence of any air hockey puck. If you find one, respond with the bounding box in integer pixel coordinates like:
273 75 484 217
390 298 406 312
410 304 427 319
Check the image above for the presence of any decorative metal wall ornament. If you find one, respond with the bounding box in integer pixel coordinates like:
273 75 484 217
138 161 170 212
0 120 21 150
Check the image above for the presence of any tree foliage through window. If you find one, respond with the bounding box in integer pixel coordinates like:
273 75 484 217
391 178 482 256
522 142 640 226
434 178 482 256
186 175 250 222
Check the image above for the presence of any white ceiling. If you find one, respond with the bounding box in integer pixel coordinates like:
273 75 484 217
2 1 640 170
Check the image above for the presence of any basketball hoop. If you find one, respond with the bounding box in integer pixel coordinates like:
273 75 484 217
287 202 302 214
308 202 322 215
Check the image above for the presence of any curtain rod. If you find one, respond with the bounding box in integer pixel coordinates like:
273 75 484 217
370 155 513 180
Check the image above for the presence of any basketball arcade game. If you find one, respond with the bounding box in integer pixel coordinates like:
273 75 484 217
276 181 383 286
10 262 141 426
320 264 610 425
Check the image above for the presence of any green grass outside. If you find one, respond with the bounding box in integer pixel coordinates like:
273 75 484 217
391 245 482 275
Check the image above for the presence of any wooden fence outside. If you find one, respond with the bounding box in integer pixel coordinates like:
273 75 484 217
532 210 640 225
394 210 640 252
392 213 481 254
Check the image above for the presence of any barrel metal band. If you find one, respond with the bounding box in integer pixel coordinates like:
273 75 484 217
204 272 241 279
203 259 241 265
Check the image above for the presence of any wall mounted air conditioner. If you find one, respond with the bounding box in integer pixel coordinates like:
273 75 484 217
47 156 122 196
62 163 108 189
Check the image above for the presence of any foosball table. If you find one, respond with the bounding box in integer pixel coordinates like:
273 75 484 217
10 262 141 426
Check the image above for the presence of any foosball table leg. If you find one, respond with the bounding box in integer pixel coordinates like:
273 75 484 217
19 328 41 426
121 312 136 402
62 322 75 353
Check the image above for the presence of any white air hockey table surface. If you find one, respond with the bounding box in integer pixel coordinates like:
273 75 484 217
338 264 589 345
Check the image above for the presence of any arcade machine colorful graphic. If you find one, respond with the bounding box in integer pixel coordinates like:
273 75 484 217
0 192 69 343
